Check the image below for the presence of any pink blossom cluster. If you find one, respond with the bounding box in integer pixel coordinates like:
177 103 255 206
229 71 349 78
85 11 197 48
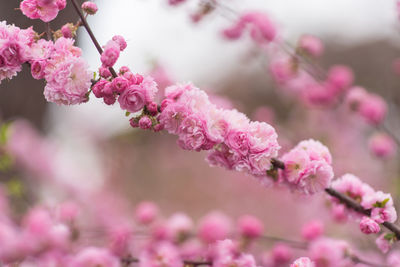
100 36 127 68
330 174 397 251
297 35 324 58
345 86 388 125
222 12 277 43
29 37 92 105
20 0 67 22
93 66 158 114
280 139 334 195
269 57 354 107
157 83 281 185
0 21 35 82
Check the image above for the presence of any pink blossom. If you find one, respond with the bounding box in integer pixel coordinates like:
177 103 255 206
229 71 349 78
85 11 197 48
359 216 380 234
298 35 324 57
20 0 60 22
223 12 277 43
57 201 79 223
135 201 159 225
177 114 212 151
108 225 132 257
269 56 297 85
61 23 74 38
112 35 127 51
297 160 334 195
118 84 147 113
291 257 315 267
166 212 194 242
237 215 264 239
101 40 120 68
99 66 112 78
168 0 186 6
271 243 293 265
81 1 98 15
31 60 47 79
301 220 324 241
309 238 351 266
376 233 393 254
139 241 183 267
326 65 354 93
368 133 396 159
70 247 119 267
210 239 257 267
359 93 387 125
198 211 232 243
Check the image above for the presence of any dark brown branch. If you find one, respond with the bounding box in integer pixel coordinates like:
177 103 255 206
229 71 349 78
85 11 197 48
69 0 118 78
272 157 400 240
122 256 211 266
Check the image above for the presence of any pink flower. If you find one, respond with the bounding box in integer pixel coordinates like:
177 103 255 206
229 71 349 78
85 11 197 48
44 56 91 105
272 243 293 265
20 0 60 22
301 220 324 241
198 211 232 244
159 102 190 134
331 174 374 204
112 35 127 51
376 233 393 254
70 247 119 267
237 215 264 239
298 35 324 57
309 238 350 266
359 93 387 125
291 257 315 267
326 65 353 94
108 225 132 257
30 60 47 79
297 160 333 195
81 1 98 15
135 201 159 225
61 23 74 38
118 84 146 113
99 66 112 78
225 130 250 156
359 216 380 234
223 12 277 43
139 241 183 267
368 133 396 159
178 114 212 151
166 213 194 242
210 239 257 267
101 40 120 68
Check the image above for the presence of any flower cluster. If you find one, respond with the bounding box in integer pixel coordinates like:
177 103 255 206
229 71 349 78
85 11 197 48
280 139 334 195
0 21 35 82
345 86 387 125
20 0 67 22
330 174 397 252
158 83 281 185
222 11 277 43
291 257 315 267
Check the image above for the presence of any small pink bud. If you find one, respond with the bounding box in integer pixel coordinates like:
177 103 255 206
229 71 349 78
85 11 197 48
81 1 98 15
147 102 158 115
56 0 66 10
61 23 75 38
129 118 139 128
368 133 396 159
135 201 159 225
58 202 79 223
160 98 173 112
103 95 116 105
237 215 264 239
139 116 152 130
272 244 293 265
119 66 130 75
92 80 109 98
153 123 164 132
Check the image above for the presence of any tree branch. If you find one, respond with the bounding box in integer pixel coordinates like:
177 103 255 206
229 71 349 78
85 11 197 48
69 0 118 78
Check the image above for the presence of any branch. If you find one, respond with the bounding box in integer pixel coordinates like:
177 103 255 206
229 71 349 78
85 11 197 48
272 158 400 240
121 256 211 266
69 0 118 78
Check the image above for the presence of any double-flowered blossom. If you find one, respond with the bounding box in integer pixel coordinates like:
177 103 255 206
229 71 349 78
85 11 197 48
345 86 387 125
40 38 92 105
159 83 281 184
20 0 66 22
0 21 35 82
222 11 277 43
81 1 98 15
280 139 333 195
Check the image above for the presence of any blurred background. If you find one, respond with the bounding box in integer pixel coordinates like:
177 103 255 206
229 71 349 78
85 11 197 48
1 0 400 257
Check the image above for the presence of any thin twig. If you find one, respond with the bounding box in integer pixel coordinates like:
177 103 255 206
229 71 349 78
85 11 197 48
45 22 52 41
69 0 118 78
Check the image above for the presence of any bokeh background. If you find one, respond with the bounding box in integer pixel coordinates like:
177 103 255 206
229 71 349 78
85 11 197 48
1 0 400 257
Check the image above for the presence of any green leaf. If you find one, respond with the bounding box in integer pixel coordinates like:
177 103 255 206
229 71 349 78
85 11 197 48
125 111 131 117
0 122 11 145
0 154 12 171
6 179 23 197
384 233 396 241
